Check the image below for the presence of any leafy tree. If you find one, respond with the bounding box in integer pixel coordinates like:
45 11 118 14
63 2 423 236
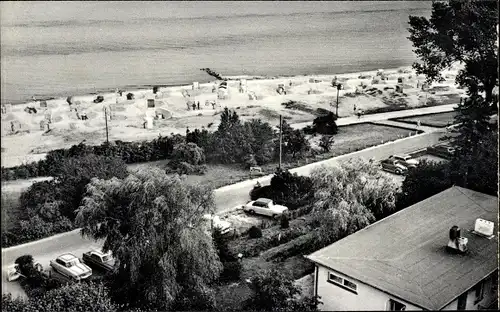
218 107 241 133
171 142 206 166
56 154 128 220
186 128 212 152
270 169 314 209
19 180 60 210
311 158 399 244
313 112 338 135
244 269 320 311
286 129 310 158
397 160 453 209
75 168 222 310
244 119 276 164
319 135 334 153
408 0 498 102
446 95 498 193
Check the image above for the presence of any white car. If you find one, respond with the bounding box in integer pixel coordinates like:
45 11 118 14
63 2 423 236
203 214 232 235
243 198 288 219
49 253 92 281
7 261 43 282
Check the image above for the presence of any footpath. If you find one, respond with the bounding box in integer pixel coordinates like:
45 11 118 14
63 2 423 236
291 103 456 129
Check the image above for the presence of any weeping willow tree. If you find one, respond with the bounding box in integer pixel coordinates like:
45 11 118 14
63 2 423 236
75 168 222 310
311 158 400 245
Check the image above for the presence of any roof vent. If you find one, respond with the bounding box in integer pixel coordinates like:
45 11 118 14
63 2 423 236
472 218 495 239
447 226 468 254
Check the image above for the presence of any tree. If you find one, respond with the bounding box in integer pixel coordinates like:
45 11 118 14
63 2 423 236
75 168 222 310
19 180 60 209
270 169 314 209
218 107 240 133
244 119 276 164
313 112 338 135
408 0 498 103
310 158 399 244
284 129 310 158
319 135 334 153
244 269 320 311
171 142 205 166
396 160 453 209
186 128 212 152
446 95 497 193
56 154 128 220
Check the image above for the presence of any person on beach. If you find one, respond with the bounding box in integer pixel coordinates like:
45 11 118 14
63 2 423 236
187 102 190 111
197 101 200 110
357 111 362 119
353 104 357 112
192 102 196 111
212 101 216 109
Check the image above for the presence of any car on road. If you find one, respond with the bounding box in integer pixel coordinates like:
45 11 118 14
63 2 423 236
203 214 233 235
50 253 92 281
6 262 43 282
389 154 419 168
427 144 455 159
82 250 115 273
380 159 408 175
243 198 288 219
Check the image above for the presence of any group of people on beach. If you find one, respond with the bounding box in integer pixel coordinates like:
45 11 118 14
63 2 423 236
186 101 201 111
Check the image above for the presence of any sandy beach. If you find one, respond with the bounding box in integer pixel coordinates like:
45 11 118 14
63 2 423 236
0 64 465 168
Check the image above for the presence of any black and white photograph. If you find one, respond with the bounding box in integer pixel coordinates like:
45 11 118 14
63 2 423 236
1 1 498 311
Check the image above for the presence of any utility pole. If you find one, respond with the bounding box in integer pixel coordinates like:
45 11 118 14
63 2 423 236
104 107 109 144
279 115 283 170
336 84 341 117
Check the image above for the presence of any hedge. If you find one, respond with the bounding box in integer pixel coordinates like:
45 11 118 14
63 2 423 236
2 135 184 181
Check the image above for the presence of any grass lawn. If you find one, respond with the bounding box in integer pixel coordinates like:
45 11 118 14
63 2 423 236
395 111 458 127
1 177 53 233
128 123 410 189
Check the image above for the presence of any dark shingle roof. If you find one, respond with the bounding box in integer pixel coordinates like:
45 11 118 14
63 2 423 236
306 186 498 310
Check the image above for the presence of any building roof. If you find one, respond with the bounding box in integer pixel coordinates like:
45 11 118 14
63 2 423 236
306 186 498 310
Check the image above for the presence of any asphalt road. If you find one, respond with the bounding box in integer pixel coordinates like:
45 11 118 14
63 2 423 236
1 129 448 298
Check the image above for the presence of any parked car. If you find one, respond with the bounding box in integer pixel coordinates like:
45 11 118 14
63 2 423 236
427 144 455 159
203 214 233 235
243 198 288 219
381 159 408 175
50 253 92 281
82 250 114 273
6 261 43 282
389 154 419 168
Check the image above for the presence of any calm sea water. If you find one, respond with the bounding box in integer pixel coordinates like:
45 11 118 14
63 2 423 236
0 1 431 104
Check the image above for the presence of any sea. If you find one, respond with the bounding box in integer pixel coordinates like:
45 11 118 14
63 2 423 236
0 1 431 104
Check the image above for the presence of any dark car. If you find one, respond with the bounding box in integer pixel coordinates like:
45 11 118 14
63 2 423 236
380 159 408 175
82 250 114 273
427 144 455 159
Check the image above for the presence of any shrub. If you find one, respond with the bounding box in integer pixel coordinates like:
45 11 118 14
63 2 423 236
220 261 242 282
262 232 319 262
280 214 289 229
248 226 262 239
244 154 258 169
126 93 135 100
312 112 338 135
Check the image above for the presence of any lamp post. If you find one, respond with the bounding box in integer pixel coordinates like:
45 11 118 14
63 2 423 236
279 115 283 170
336 84 341 117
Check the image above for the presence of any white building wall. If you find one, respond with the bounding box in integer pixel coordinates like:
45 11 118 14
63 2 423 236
315 265 422 311
316 265 497 311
